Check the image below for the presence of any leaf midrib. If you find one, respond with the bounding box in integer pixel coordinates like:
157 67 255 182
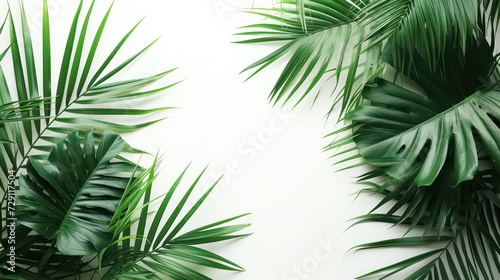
57 139 111 239
17 86 98 174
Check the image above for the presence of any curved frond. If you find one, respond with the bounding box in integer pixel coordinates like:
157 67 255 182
359 0 479 70
100 160 251 280
236 0 369 113
0 0 177 185
239 0 500 114
354 176 500 279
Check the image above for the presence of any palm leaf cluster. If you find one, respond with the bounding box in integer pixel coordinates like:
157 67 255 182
10 130 249 279
237 0 500 116
1 1 250 279
241 0 500 278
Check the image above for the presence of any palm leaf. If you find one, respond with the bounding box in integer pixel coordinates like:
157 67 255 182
238 0 500 115
1 0 177 275
337 28 500 280
4 132 250 279
100 159 250 280
354 172 500 279
358 0 479 70
0 0 177 186
236 0 370 114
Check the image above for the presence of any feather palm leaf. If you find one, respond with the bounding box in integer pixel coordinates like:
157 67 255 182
2 130 249 279
0 0 177 185
237 0 500 116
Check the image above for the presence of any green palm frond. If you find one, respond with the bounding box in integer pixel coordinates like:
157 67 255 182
4 131 249 279
353 170 500 279
0 0 179 277
100 158 250 280
0 0 177 185
236 0 372 114
358 0 479 69
238 0 500 115
1 1 176 263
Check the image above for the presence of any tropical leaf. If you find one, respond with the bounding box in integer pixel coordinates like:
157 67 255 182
6 132 250 279
358 0 479 70
0 224 85 278
333 23 500 280
17 130 135 256
99 158 251 280
238 0 500 115
236 0 373 115
0 1 178 276
0 0 177 186
336 34 500 187
353 170 500 279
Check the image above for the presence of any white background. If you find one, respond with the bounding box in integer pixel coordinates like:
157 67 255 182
5 1 424 279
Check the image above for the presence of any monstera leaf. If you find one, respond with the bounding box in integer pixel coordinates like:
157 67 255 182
331 31 500 280
345 36 500 187
18 130 135 255
349 79 500 186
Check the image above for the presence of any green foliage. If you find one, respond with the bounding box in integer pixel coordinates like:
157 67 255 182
100 159 250 280
344 36 500 187
4 131 249 279
1 1 250 279
1 0 176 271
18 130 134 256
241 0 500 279
237 0 500 116
352 170 500 279
0 0 177 186
236 0 370 115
